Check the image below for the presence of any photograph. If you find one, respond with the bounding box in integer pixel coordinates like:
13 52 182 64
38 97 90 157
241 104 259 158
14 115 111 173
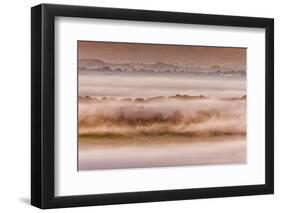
78 41 247 170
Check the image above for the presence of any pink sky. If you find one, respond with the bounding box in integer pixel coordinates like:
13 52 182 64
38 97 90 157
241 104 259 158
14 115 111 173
78 41 246 68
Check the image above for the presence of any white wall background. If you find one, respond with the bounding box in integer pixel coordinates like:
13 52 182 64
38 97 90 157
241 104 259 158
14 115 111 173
0 0 279 212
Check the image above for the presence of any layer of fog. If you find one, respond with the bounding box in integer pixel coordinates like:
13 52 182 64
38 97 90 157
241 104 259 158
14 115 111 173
79 136 246 170
79 72 246 98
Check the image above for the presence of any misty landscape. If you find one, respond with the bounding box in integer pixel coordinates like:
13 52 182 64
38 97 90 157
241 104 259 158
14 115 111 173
78 41 246 170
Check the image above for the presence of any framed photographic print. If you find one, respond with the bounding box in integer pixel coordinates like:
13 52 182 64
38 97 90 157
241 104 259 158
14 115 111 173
31 3 274 209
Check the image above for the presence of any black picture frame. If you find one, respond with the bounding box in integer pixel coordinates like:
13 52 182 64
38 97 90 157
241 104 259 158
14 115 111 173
31 3 274 209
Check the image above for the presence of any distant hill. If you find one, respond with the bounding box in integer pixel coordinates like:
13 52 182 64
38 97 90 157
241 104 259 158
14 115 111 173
79 94 246 103
79 59 246 77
